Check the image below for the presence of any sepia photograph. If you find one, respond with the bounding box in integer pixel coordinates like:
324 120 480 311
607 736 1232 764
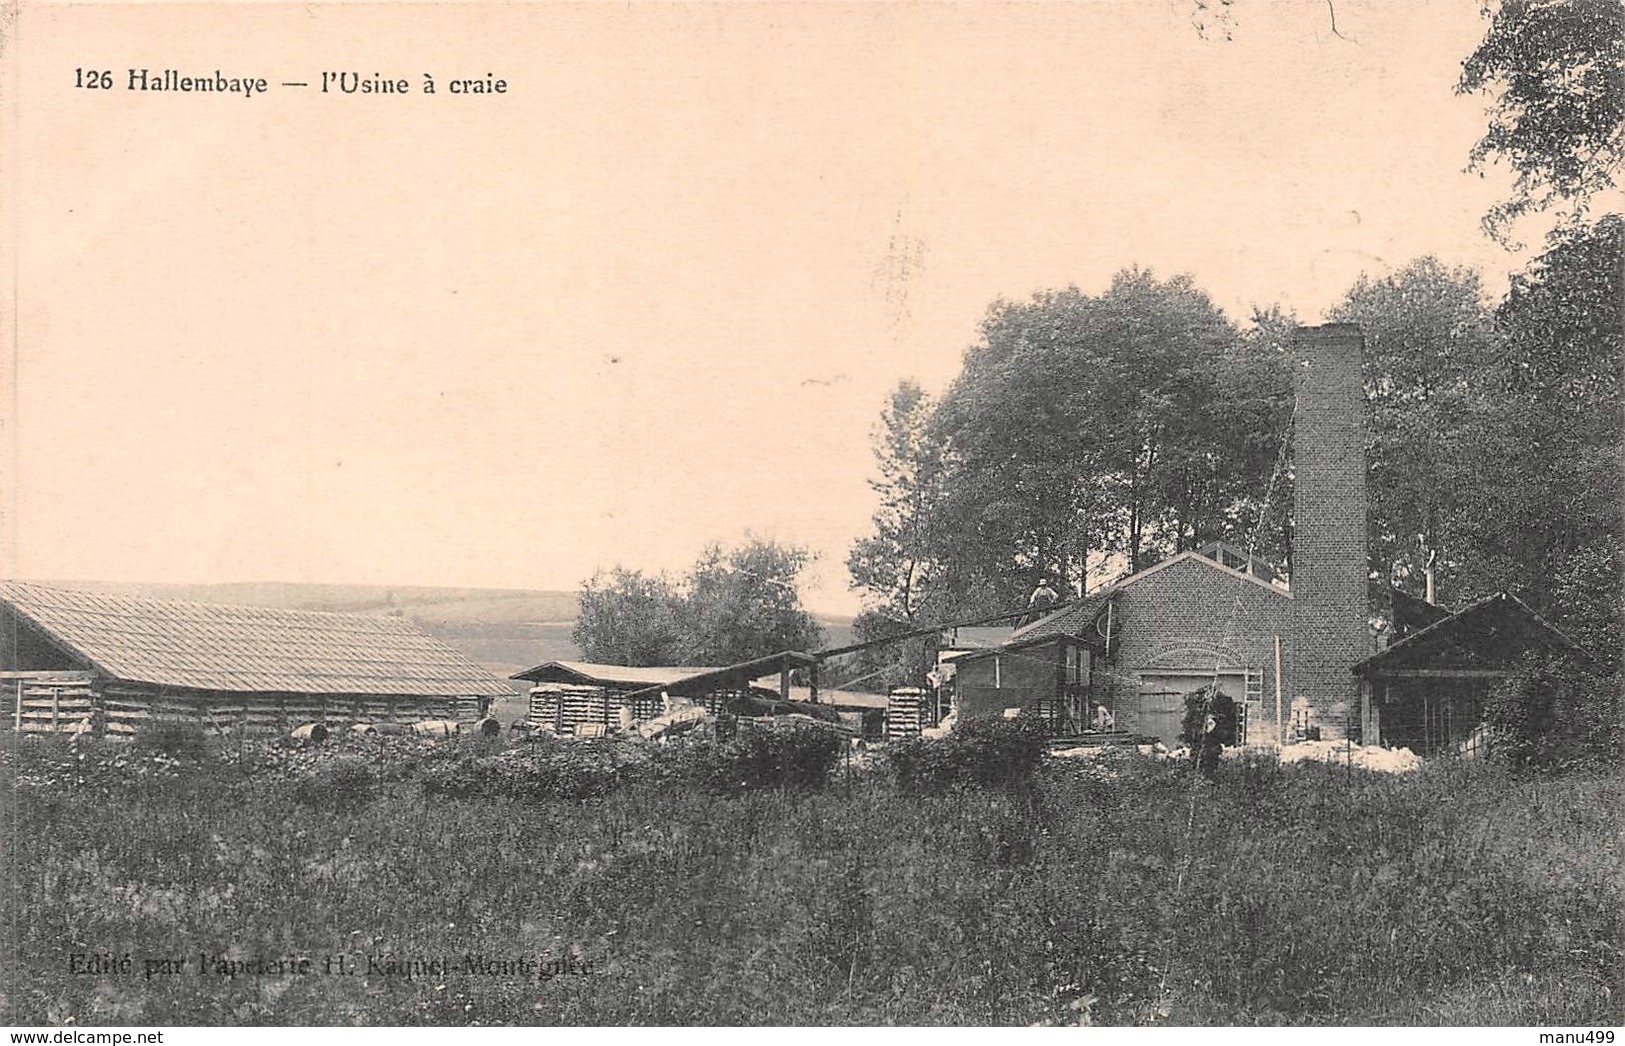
2 0 1620 1031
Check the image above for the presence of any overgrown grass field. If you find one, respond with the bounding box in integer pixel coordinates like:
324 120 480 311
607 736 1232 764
2 729 1618 1026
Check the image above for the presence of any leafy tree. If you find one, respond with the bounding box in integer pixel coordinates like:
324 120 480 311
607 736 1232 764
923 268 1290 610
573 538 825 667
679 538 825 664
846 379 947 621
1229 306 1299 574
1483 651 1622 768
1325 257 1501 599
572 567 685 666
1458 0 1625 238
1450 216 1622 660
844 381 958 690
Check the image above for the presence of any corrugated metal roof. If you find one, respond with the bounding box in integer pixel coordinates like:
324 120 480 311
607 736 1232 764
0 581 514 697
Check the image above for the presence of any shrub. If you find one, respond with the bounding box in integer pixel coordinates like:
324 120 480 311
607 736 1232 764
1483 653 1622 769
888 716 1047 792
701 723 844 795
289 756 376 809
1180 684 1239 747
420 744 626 803
130 716 211 760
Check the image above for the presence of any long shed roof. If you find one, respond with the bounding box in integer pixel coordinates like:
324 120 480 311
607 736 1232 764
0 581 514 696
512 660 722 687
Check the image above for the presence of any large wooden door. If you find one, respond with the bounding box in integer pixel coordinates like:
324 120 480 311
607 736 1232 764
1131 671 1247 746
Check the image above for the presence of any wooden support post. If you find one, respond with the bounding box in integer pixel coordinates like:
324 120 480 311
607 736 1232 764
12 680 21 732
1274 634 1283 747
809 660 820 705
779 661 791 702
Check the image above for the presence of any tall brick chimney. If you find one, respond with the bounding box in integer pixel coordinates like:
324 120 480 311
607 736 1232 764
1290 323 1368 739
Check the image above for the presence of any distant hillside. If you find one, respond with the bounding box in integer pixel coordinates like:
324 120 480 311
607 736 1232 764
29 579 855 686
36 580 579 621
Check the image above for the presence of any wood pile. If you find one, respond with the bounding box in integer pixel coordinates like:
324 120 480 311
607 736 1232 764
15 678 96 734
13 678 483 738
527 683 616 735
886 688 928 741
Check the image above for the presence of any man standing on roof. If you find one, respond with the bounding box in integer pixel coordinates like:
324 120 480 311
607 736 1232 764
1020 577 1061 626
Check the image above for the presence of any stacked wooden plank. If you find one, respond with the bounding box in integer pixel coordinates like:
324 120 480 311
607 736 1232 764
16 680 479 739
700 686 754 715
886 687 928 741
528 683 615 736
625 692 663 722
15 678 98 734
102 686 201 738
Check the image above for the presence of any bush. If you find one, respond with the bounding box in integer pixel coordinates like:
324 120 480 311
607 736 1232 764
1483 653 1622 769
1180 684 1239 747
887 716 1047 792
289 756 376 809
701 723 844 795
420 744 627 803
130 716 211 760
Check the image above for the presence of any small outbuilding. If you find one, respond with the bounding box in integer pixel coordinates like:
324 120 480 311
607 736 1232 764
943 632 1101 734
1351 591 1589 756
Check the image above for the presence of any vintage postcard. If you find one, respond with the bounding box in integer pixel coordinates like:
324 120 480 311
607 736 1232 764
2 0 1619 1033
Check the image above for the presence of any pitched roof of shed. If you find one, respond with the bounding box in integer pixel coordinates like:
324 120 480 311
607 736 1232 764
1350 591 1588 677
512 660 721 686
0 581 514 696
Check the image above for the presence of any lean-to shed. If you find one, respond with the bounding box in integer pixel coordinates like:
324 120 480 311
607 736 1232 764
1 581 514 737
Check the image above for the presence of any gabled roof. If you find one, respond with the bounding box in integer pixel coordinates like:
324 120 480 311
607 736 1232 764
1012 591 1113 644
0 581 513 697
1013 549 1291 643
512 660 720 686
1351 591 1589 677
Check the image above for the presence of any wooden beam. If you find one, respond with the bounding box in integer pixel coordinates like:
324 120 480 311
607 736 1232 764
1368 668 1511 680
0 670 94 681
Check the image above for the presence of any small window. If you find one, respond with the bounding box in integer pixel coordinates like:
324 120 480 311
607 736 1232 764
1065 646 1082 684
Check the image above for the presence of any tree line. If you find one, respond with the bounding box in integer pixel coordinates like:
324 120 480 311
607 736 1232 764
846 227 1620 670
849 0 1624 676
574 1 1621 683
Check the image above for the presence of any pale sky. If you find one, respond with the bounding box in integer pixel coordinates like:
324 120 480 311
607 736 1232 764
6 1 1533 616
